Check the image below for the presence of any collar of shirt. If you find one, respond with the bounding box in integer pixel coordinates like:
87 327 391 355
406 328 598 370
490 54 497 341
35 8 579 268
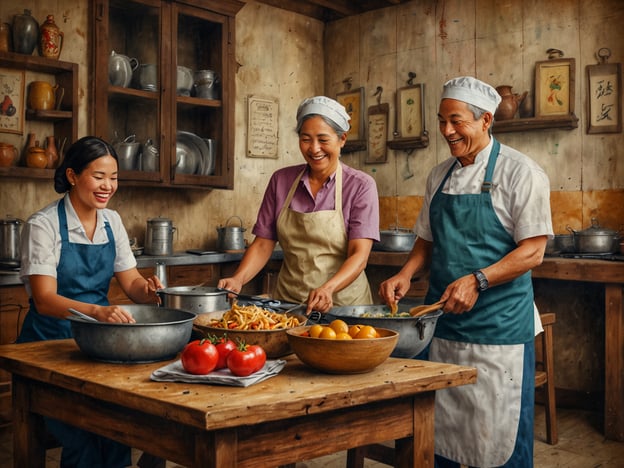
63 194 109 243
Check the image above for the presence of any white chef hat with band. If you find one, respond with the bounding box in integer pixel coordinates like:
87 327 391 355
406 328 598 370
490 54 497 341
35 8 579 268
296 96 351 132
441 76 501 115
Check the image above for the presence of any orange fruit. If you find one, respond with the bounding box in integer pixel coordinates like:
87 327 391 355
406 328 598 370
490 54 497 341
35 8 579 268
348 325 362 338
309 324 324 338
335 332 353 340
329 319 349 334
354 325 377 339
319 327 337 339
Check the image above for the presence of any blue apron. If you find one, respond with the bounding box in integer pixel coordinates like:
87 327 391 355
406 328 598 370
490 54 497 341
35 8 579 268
426 139 535 467
17 198 130 468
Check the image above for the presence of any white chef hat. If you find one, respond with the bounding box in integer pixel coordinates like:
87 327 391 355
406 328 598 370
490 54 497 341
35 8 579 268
296 96 351 132
441 76 501 115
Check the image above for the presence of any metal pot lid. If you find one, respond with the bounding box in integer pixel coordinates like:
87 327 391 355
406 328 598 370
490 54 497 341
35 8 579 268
573 218 618 236
380 227 414 235
158 286 225 296
147 217 173 226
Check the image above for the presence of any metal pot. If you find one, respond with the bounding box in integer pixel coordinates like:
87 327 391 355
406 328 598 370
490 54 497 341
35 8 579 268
216 216 246 252
0 216 23 264
157 286 229 314
145 217 176 256
325 300 442 358
567 219 621 254
68 305 196 363
374 228 416 252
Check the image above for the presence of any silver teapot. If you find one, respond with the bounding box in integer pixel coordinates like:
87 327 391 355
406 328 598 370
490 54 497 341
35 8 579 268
108 51 139 88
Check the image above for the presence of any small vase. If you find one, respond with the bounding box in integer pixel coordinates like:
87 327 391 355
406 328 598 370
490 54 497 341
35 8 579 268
12 9 38 55
39 15 63 59
0 23 11 53
45 136 58 169
22 132 36 166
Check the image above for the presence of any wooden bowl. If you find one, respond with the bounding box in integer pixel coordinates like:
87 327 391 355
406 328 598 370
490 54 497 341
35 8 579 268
286 326 399 374
193 310 306 358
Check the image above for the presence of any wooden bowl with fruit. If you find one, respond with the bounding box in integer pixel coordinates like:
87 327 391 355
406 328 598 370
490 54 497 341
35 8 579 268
286 320 399 374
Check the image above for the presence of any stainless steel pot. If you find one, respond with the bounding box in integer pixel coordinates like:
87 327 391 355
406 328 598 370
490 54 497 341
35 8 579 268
325 300 442 358
68 305 196 363
145 217 176 256
0 216 23 264
375 228 416 252
157 286 229 314
216 216 246 252
567 219 621 254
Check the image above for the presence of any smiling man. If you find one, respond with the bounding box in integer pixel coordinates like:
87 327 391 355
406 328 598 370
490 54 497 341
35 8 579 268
379 76 553 467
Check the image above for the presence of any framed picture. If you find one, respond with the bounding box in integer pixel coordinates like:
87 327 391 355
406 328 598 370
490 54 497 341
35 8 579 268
337 87 365 142
0 68 25 134
366 103 389 163
587 62 621 134
247 95 279 158
396 84 425 139
535 58 575 118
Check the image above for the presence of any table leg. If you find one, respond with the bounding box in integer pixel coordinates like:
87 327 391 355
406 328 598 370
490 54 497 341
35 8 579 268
12 375 46 468
395 393 435 468
604 283 624 441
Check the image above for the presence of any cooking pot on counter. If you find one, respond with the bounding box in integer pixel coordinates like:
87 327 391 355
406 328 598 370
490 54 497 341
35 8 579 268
325 299 442 358
374 227 416 252
145 217 176 256
157 286 229 314
0 216 23 266
567 219 621 254
216 216 246 252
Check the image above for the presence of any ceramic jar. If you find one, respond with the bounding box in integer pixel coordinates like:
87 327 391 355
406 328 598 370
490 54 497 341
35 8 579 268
0 23 11 53
494 85 527 121
176 66 193 96
26 145 48 169
0 143 18 167
39 15 63 59
45 136 58 169
28 81 59 110
193 69 219 99
12 9 38 55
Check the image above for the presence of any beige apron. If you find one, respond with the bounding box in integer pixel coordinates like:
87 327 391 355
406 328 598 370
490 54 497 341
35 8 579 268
274 164 372 306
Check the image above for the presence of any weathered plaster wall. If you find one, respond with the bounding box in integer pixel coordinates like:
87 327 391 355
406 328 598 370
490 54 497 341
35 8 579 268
324 0 624 234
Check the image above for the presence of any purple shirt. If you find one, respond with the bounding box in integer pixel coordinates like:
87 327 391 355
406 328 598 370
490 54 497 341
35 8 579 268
253 162 380 242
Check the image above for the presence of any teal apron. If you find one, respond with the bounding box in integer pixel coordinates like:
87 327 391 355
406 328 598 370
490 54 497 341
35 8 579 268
425 139 535 467
17 198 131 467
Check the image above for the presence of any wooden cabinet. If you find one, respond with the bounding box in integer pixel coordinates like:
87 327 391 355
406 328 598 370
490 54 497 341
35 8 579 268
0 52 78 180
91 0 243 190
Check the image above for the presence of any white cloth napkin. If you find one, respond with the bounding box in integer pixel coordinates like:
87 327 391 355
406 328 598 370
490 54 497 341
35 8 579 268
150 359 286 387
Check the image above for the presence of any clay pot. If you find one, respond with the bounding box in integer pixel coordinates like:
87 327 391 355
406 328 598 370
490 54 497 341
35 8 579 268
45 136 58 169
28 81 59 110
12 9 38 55
0 143 18 167
39 15 63 59
494 85 528 121
26 145 48 169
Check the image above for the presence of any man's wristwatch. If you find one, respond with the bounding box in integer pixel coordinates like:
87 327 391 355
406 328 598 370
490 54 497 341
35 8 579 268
472 270 489 292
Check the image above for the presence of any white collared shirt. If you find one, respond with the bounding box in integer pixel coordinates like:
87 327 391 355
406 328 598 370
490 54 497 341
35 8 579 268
20 194 136 295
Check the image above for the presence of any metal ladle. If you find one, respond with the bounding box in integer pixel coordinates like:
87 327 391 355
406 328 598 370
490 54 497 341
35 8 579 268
68 308 98 322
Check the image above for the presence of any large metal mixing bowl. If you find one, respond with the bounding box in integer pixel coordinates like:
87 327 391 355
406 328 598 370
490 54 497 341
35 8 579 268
326 301 442 358
69 305 196 363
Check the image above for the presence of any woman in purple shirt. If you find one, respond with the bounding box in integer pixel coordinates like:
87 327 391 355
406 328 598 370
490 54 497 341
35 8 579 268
219 96 379 314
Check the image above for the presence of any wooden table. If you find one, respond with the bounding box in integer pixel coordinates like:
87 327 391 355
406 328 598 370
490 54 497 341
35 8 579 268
368 252 624 441
0 340 476 468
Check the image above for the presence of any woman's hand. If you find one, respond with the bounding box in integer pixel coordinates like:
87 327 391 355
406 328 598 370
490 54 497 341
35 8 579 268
217 278 244 298
92 305 136 323
306 286 335 313
143 275 163 304
378 273 411 306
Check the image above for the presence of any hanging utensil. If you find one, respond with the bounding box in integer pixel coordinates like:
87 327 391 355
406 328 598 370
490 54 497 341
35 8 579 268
409 300 445 317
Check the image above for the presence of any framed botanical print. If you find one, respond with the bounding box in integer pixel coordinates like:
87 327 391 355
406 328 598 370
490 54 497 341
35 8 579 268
587 61 621 133
535 58 575 118
337 87 366 153
396 84 425 139
0 68 25 134
366 102 389 163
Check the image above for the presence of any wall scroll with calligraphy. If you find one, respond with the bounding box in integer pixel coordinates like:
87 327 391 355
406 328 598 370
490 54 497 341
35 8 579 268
247 96 279 158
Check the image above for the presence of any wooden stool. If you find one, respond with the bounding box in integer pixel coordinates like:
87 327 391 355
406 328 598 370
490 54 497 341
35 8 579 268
346 313 558 467
535 312 558 445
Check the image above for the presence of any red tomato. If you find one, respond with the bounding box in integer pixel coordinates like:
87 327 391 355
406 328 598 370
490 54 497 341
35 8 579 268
214 337 237 370
181 339 219 375
227 342 267 377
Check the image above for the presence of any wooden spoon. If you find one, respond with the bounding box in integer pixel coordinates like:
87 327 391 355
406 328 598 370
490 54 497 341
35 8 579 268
409 300 445 318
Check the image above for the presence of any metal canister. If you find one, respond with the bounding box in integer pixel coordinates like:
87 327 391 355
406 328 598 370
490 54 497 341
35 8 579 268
0 216 24 263
145 217 176 256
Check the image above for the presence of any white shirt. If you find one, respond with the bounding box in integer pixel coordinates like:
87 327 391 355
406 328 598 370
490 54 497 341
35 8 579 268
20 194 136 296
415 139 554 243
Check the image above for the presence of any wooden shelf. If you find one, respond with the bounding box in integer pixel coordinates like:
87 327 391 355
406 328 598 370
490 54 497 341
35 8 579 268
493 114 579 133
25 109 72 122
387 133 430 151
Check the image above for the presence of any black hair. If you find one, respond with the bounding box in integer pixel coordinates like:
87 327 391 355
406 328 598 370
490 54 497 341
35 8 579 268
54 136 118 193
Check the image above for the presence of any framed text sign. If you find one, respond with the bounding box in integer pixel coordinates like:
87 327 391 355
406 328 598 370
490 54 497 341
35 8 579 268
587 61 621 133
247 96 279 158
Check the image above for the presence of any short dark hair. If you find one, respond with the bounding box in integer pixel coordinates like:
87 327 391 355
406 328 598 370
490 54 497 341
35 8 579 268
54 136 118 193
